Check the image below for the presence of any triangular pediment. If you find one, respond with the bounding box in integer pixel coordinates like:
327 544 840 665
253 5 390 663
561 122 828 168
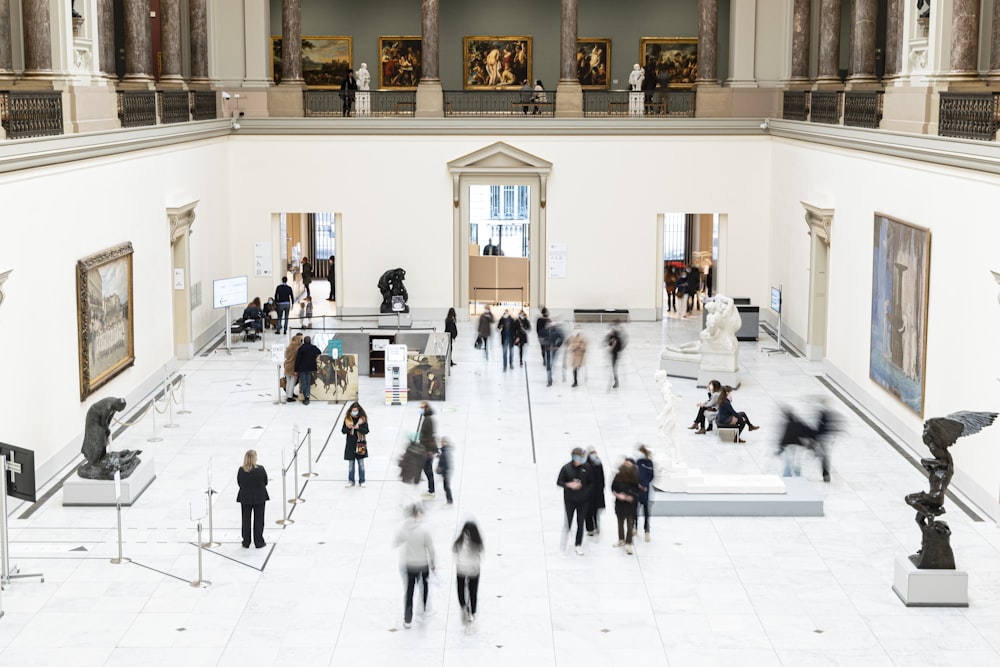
448 142 552 172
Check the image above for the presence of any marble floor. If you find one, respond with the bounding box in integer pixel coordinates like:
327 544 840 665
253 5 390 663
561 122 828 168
2 311 1000 666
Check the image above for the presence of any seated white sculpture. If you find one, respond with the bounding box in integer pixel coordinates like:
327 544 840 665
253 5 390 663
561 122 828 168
661 295 741 372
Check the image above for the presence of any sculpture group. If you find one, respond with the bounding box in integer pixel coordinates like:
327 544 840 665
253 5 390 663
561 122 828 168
378 268 409 313
78 397 143 480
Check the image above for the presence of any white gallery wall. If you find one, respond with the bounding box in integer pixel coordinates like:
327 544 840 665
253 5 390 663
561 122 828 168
768 137 1000 520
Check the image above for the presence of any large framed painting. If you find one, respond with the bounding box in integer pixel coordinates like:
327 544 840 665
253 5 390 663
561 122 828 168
407 354 446 401
463 36 531 89
577 38 610 89
870 213 931 416
379 37 422 89
271 36 352 88
640 37 698 88
77 243 134 401
310 354 359 403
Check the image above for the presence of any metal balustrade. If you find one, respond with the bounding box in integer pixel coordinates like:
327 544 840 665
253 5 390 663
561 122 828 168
158 91 191 124
810 91 842 125
583 90 695 117
782 91 809 121
844 91 883 129
304 90 416 117
0 90 64 139
443 90 556 117
118 90 157 128
191 91 217 120
938 92 1000 141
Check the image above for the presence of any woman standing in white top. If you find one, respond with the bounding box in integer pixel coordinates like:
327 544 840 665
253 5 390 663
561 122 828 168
453 521 484 629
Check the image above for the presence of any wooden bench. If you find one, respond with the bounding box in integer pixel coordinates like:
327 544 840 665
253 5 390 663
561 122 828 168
717 427 740 443
573 308 630 323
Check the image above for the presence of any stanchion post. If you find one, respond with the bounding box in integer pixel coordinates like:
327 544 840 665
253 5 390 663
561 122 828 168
189 522 211 588
177 374 191 415
110 502 130 564
290 445 305 504
164 376 179 429
147 399 163 443
202 488 220 548
303 427 317 478
275 451 294 525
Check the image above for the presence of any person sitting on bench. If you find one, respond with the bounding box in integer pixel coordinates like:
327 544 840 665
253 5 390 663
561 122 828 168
689 379 722 434
242 297 264 335
716 385 760 443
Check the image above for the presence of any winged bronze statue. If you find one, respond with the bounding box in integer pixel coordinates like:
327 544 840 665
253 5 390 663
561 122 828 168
905 411 997 569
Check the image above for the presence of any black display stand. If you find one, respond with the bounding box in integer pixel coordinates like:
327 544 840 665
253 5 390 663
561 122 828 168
369 334 396 377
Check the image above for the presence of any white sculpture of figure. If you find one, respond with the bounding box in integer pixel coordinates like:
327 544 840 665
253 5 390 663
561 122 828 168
698 295 741 372
655 370 685 476
356 63 371 91
628 63 644 91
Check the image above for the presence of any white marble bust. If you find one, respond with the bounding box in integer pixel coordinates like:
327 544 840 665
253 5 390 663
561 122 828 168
628 64 644 91
357 63 371 91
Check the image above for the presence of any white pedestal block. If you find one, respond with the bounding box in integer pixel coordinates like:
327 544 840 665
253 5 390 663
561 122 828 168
652 477 822 516
661 470 786 494
629 91 644 116
697 368 740 388
892 554 969 607
379 313 412 327
62 457 156 506
357 92 371 117
660 355 699 379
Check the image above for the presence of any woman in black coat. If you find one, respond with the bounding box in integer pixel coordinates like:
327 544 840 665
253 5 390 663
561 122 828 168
585 449 605 536
445 307 458 367
237 449 269 548
611 459 641 555
342 401 370 487
515 309 531 367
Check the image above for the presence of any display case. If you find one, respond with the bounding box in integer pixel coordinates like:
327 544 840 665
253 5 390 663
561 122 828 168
369 334 396 377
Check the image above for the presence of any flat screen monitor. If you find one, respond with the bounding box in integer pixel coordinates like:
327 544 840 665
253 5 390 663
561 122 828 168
0 442 37 503
213 275 248 309
770 287 781 313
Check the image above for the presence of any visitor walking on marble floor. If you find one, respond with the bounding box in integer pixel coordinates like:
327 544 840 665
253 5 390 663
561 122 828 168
293 335 321 405
635 445 655 542
301 256 314 298
417 401 439 499
453 521 483 632
476 305 495 359
445 307 458 367
611 458 641 555
566 325 587 387
515 309 531 367
557 447 595 555
342 401 369 487
498 308 518 371
604 322 625 389
274 276 294 334
584 449 605 537
395 504 437 628
283 332 303 402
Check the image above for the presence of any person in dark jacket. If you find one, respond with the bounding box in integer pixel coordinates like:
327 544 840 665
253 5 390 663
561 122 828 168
237 449 269 548
477 305 495 359
340 69 358 116
635 445 655 542
717 385 760 443
241 297 263 333
274 276 294 334
294 335 321 404
417 401 439 498
300 257 314 298
605 322 624 389
585 449 605 537
445 307 458 367
497 309 518 371
326 255 336 301
342 401 370 487
611 459 641 554
556 447 594 555
438 437 455 504
515 309 531 367
536 307 551 365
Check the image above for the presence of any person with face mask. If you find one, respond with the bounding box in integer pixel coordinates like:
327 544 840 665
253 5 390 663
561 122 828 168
342 401 370 487
584 449 605 537
556 447 594 555
417 401 439 499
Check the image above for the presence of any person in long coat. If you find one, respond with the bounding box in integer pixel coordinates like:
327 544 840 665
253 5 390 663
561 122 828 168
237 449 269 549
477 305 495 359
342 401 370 487
566 325 587 387
283 333 303 402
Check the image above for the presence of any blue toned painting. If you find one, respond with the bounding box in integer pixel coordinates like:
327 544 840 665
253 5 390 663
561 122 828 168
870 214 930 415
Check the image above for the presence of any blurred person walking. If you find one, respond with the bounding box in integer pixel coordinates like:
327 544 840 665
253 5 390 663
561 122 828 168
636 445 655 542
437 437 455 504
515 309 531 367
556 447 595 555
497 308 518 371
283 332 303 402
395 504 436 628
611 459 641 554
453 521 483 631
605 322 625 389
566 325 587 387
477 305 495 359
417 401 439 499
585 449 605 537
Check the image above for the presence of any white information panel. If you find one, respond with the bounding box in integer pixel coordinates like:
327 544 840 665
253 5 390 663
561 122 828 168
173 268 185 290
547 242 567 279
271 343 285 364
253 242 272 277
385 344 408 405
213 275 248 309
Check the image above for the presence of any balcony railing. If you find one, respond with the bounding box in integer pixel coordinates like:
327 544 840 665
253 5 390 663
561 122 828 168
782 91 809 121
810 91 842 125
584 90 695 117
0 90 64 139
443 90 556 117
304 90 416 117
118 90 157 128
158 91 191 124
844 91 883 129
191 91 217 120
938 92 1000 141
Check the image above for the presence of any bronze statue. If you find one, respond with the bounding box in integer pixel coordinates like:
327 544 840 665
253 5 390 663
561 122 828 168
378 268 409 313
78 397 143 480
905 411 996 569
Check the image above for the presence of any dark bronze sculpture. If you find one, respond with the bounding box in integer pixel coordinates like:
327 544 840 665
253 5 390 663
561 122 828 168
78 397 143 480
905 411 996 569
377 268 409 313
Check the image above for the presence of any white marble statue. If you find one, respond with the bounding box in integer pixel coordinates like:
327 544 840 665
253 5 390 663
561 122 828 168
628 64 644 91
699 295 741 372
357 63 371 91
655 370 684 474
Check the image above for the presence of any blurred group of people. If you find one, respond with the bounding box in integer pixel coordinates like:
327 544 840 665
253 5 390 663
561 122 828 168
664 263 712 316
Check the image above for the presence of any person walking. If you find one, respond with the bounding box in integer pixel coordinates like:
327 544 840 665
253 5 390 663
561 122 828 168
445 307 458 367
274 276 294 335
566 325 587 387
438 437 455 504
395 504 436 628
453 521 483 631
236 449 269 549
515 309 531 367
556 447 594 555
326 255 336 301
585 448 605 537
300 257 314 299
342 401 369 487
283 332 303 402
605 322 624 389
294 335 321 405
477 305 495 359
635 445 655 542
417 401 439 499
340 68 359 116
532 79 546 114
611 459 641 555
536 307 552 367
497 309 518 371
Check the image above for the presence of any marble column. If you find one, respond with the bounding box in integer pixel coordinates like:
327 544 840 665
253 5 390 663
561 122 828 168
190 0 209 83
816 0 841 83
790 0 811 82
97 0 116 77
990 0 1000 78
22 0 54 75
160 0 183 84
950 0 980 75
847 0 877 82
0 0 12 75
280 0 303 83
559 0 578 82
415 0 443 117
123 0 152 81
884 0 901 78
697 0 718 84
421 0 439 81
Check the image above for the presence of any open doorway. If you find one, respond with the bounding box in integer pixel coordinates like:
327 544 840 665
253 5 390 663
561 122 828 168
468 184 531 317
661 212 719 319
274 212 341 332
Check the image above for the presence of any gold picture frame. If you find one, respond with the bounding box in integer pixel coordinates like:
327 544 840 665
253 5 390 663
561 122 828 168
463 36 532 89
577 38 611 89
77 242 135 401
378 36 422 90
271 35 353 89
640 37 698 88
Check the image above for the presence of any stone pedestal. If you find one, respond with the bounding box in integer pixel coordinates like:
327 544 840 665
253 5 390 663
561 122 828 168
694 85 731 118
415 79 443 117
379 313 412 327
697 367 740 389
892 555 969 607
66 81 121 133
652 477 823 517
356 91 370 117
554 79 582 117
267 84 304 118
628 91 644 117
63 457 156 506
660 354 699 379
